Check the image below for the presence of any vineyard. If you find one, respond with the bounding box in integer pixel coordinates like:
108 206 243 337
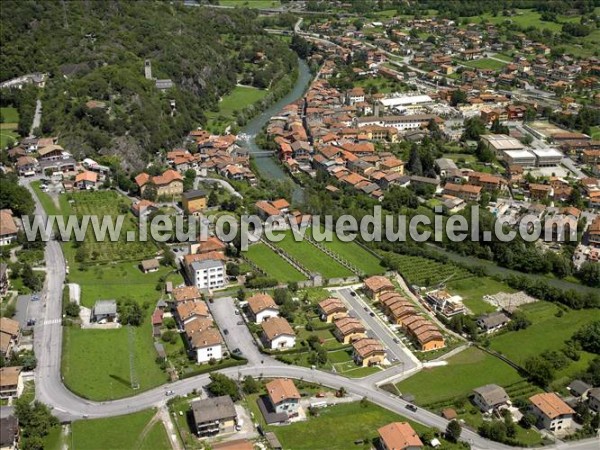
385 253 473 287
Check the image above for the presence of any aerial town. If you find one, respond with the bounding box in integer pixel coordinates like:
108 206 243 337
0 1 598 450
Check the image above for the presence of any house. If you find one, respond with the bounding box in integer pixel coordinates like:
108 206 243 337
16 155 38 175
176 301 209 325
91 299 117 322
151 309 163 337
255 199 290 220
476 312 510 334
190 235 227 255
261 317 296 350
0 210 18 246
588 388 600 413
172 285 201 304
213 440 254 450
317 297 348 323
472 384 510 414
333 317 366 344
140 258 160 273
0 407 19 450
567 380 591 399
265 378 301 419
363 276 394 301
182 189 207 215
0 367 23 399
0 317 20 357
247 293 279 323
191 395 237 437
135 169 183 198
529 393 575 433
442 183 482 202
184 318 223 363
131 200 158 218
74 171 98 190
378 422 423 450
185 252 227 290
425 289 465 317
352 338 385 367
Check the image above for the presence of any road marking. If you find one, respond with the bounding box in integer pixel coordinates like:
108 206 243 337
43 318 62 325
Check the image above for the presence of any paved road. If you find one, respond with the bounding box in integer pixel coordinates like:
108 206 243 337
194 176 243 199
29 99 42 138
335 288 421 373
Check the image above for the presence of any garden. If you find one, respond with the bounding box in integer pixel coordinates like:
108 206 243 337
383 253 474 287
245 242 307 282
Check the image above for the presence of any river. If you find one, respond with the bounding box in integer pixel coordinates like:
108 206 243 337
240 58 312 202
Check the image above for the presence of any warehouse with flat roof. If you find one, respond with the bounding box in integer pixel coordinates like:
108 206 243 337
503 149 536 167
531 148 563 167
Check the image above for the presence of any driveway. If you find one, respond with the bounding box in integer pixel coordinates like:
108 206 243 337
333 288 421 373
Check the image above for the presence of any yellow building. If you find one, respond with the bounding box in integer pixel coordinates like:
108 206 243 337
182 189 207 215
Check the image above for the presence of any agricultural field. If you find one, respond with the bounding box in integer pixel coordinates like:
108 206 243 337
384 253 473 287
68 190 157 263
474 9 581 32
206 85 267 133
70 409 171 450
245 243 307 282
274 231 354 279
460 58 507 71
489 301 600 387
354 76 409 94
447 277 514 315
0 106 19 149
396 347 527 407
318 232 385 275
62 317 168 400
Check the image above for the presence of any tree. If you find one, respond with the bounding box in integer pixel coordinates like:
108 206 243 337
573 321 600 354
21 263 41 291
577 261 600 288
450 89 467 107
462 117 486 141
0 174 35 216
507 310 531 331
15 399 58 448
407 146 423 176
141 182 158 201
208 190 219 207
524 355 555 387
520 412 537 429
242 376 260 394
65 302 80 317
446 419 462 442
207 373 240 401
237 288 246 301
118 299 144 326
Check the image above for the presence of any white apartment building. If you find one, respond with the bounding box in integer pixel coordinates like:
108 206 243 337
188 259 226 290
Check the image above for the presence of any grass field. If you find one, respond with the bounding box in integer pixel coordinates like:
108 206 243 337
474 10 580 32
71 409 171 450
62 318 168 400
461 58 507 71
0 106 19 149
206 85 267 133
318 232 385 275
220 0 280 7
396 347 525 407
489 302 599 386
274 231 354 279
354 76 408 94
384 253 473 287
447 277 514 316
591 126 600 140
245 243 307 282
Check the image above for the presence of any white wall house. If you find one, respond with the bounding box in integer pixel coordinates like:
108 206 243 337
188 259 226 290
196 341 223 364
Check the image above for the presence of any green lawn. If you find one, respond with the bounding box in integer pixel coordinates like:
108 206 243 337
591 126 600 140
275 231 353 279
0 106 19 123
354 76 408 94
396 347 525 407
447 277 514 316
62 318 168 400
461 58 507 71
319 233 385 276
489 302 600 386
249 400 460 450
206 85 267 133
0 108 19 148
245 243 307 282
220 0 280 7
71 409 171 450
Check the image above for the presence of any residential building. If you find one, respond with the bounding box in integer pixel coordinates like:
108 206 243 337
378 422 424 450
184 318 223 363
363 276 394 301
333 317 366 344
191 395 237 437
0 367 23 399
182 189 207 215
247 293 279 323
261 317 296 350
472 384 510 414
74 171 98 190
135 169 183 198
172 285 201 304
0 318 20 357
317 297 348 323
0 210 18 246
140 259 160 274
567 380 591 399
0 264 8 296
91 300 117 322
131 199 158 218
442 183 482 202
176 300 209 325
189 235 227 255
529 393 575 433
477 312 510 334
588 388 600 413
352 338 385 367
265 378 301 419
185 252 226 290
425 289 465 317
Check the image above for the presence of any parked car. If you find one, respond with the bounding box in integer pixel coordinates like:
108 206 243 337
165 390 174 396
393 338 399 344
405 404 417 412
369 312 375 317
237 320 244 325
223 329 229 335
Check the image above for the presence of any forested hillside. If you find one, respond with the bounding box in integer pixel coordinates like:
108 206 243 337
0 1 297 169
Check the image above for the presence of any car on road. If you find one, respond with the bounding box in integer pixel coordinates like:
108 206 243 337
27 319 36 326
393 338 399 344
237 320 244 325
232 348 242 355
223 329 229 335
31 294 40 301
369 312 375 317
405 404 417 412
234 310 240 315
165 390 174 396
350 291 356 296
